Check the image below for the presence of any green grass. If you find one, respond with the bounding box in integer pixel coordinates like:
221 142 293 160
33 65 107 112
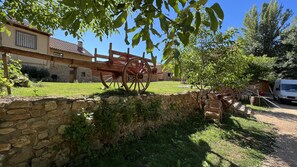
73 113 275 167
246 104 271 112
11 81 193 97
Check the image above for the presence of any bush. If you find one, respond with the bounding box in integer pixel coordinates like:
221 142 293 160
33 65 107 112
21 65 50 81
0 59 30 95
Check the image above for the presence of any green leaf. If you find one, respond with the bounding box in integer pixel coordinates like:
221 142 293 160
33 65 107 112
128 27 138 33
124 22 130 45
159 15 169 33
168 0 179 13
62 0 76 7
179 0 186 7
202 20 210 27
86 13 93 23
132 33 141 47
117 3 125 9
184 32 190 45
133 0 142 9
198 0 208 6
151 54 157 66
205 7 218 32
151 28 161 37
65 31 68 36
174 49 180 59
211 3 224 21
113 11 128 28
146 39 154 53
5 27 11 37
168 29 176 39
163 56 173 65
164 1 170 11
156 0 163 9
178 32 189 45
195 12 201 34
63 11 76 25
162 46 173 61
174 64 180 77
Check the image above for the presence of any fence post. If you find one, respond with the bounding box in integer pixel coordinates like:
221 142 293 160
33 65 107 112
2 53 11 95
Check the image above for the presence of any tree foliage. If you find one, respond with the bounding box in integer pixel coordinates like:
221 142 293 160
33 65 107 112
240 0 293 57
246 55 276 82
0 0 223 63
0 58 29 95
180 28 251 91
274 18 297 79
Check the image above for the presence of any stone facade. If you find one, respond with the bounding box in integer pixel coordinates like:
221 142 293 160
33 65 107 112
0 92 199 167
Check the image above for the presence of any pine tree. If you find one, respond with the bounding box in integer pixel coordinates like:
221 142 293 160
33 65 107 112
275 18 297 78
241 0 293 57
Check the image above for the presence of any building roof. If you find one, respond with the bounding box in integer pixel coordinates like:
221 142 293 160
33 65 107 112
6 17 51 36
49 38 93 57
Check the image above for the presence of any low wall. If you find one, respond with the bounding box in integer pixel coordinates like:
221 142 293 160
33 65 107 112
0 92 199 167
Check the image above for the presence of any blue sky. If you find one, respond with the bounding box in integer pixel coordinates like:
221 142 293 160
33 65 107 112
53 0 297 63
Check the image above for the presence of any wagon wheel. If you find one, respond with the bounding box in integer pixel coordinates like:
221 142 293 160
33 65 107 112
100 72 123 89
218 87 237 109
122 58 151 93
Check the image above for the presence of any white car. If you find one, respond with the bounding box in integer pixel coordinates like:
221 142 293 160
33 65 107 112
273 79 297 104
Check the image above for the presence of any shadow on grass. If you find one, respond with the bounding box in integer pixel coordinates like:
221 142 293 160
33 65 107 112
221 115 276 154
72 113 275 167
89 88 156 98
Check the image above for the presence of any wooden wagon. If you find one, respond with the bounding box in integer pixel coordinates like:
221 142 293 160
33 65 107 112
94 43 157 93
0 43 157 94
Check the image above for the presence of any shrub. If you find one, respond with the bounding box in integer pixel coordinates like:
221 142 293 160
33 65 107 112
21 65 50 81
64 110 95 156
1 59 30 95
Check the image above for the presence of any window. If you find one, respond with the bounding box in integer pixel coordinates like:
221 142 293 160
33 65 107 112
81 72 86 77
53 52 64 57
15 30 37 49
168 73 171 77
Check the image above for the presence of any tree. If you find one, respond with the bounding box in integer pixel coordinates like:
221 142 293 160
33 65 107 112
240 0 293 57
180 28 251 91
246 55 276 82
0 0 224 64
274 17 297 78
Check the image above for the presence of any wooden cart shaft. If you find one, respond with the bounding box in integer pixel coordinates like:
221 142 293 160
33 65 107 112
0 46 124 73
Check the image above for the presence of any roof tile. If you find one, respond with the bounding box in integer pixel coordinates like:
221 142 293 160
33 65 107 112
49 38 93 57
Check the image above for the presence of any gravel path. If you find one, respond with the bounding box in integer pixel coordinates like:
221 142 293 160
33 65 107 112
254 103 297 167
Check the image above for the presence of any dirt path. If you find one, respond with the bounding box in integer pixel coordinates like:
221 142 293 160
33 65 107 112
253 103 297 167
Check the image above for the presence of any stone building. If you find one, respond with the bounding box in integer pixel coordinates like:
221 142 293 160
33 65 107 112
0 18 94 82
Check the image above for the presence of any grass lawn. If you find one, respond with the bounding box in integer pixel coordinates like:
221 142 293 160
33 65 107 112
246 104 271 112
11 81 193 97
74 113 275 167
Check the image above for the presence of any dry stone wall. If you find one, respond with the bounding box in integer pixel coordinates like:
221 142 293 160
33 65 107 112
0 92 199 167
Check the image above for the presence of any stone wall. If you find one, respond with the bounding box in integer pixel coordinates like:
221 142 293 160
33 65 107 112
0 92 199 167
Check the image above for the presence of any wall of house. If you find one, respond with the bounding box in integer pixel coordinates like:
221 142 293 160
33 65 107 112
76 67 92 82
9 54 50 69
0 24 49 55
155 64 172 81
0 24 50 68
49 49 92 62
49 63 93 82
0 92 199 167
48 63 70 82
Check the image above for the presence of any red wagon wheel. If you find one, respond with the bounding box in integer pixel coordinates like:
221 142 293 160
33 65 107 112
122 58 151 93
100 72 123 89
